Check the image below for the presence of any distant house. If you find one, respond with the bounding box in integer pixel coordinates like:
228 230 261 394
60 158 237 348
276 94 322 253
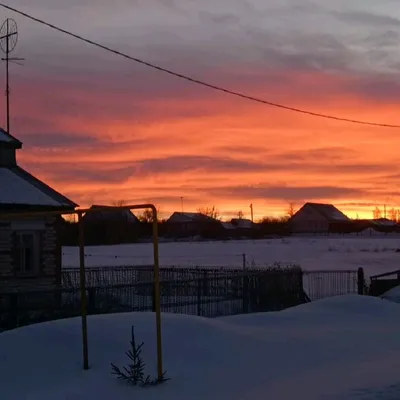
166 212 222 238
0 128 77 292
353 218 399 236
83 205 140 224
82 204 142 244
220 218 259 238
369 218 398 231
289 202 351 234
230 218 255 229
221 221 237 231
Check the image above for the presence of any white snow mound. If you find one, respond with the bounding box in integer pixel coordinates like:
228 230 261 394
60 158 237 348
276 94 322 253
2 295 400 399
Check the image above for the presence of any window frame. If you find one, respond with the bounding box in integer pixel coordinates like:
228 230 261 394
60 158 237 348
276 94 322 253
14 230 41 276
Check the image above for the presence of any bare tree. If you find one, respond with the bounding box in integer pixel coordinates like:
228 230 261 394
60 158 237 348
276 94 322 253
280 215 290 223
138 206 161 223
286 202 296 219
197 206 220 220
112 200 126 207
237 210 244 219
372 206 382 219
388 208 399 222
258 216 279 223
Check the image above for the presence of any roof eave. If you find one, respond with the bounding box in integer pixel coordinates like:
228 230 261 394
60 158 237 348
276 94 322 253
12 166 79 209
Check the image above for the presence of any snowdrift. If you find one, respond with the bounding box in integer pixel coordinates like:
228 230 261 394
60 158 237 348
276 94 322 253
2 295 400 399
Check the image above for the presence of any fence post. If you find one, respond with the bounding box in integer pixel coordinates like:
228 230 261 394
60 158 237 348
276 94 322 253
9 292 18 329
242 273 249 314
87 288 96 314
202 270 208 296
298 269 306 303
197 277 202 316
357 268 365 295
152 283 156 313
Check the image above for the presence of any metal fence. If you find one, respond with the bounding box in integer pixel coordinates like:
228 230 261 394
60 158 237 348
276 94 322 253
61 265 362 300
1 266 363 332
62 265 287 288
303 270 359 300
369 269 400 297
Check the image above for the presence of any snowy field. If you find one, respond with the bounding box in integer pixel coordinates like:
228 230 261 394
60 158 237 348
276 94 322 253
2 294 400 399
63 236 400 277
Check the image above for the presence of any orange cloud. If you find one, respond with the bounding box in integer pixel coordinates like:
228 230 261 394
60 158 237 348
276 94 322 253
5 64 400 220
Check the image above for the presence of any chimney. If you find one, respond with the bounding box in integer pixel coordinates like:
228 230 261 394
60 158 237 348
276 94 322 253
0 128 22 166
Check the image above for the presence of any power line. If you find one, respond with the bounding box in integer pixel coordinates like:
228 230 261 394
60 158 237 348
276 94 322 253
1 3 400 128
62 252 246 259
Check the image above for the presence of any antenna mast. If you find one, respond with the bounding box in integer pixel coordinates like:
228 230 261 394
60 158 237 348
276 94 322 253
0 18 23 134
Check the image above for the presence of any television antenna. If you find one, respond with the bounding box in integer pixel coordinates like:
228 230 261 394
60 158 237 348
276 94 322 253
0 18 24 134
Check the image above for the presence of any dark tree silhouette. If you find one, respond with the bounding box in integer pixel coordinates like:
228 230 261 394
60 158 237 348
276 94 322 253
197 206 220 220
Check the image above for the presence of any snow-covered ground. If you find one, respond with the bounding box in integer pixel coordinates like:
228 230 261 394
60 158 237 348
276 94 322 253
2 295 400 399
63 236 400 277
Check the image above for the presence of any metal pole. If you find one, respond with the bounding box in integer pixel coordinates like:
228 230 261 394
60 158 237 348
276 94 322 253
78 211 89 370
5 18 9 134
151 206 163 380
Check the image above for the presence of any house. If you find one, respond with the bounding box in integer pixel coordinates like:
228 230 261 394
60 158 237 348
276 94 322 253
0 128 77 292
289 202 351 234
230 218 254 229
83 204 140 224
353 218 399 236
369 218 398 232
82 204 142 245
220 218 259 239
166 212 222 238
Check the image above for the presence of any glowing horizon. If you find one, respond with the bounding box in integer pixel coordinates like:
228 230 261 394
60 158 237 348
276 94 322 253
4 1 400 221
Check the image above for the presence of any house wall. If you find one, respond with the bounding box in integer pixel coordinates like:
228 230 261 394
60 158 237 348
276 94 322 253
290 205 329 233
0 216 61 293
166 221 223 238
167 213 192 223
166 221 199 236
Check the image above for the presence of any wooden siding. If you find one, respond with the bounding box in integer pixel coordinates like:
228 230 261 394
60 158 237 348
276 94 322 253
0 224 12 279
0 216 62 293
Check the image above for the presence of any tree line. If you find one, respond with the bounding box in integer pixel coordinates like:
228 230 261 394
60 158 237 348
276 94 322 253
128 202 298 224
371 206 400 222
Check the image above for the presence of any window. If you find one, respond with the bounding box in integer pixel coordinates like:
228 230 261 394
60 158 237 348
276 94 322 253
14 231 40 275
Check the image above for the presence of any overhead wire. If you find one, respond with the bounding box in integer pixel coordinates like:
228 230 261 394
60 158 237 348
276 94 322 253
1 3 399 128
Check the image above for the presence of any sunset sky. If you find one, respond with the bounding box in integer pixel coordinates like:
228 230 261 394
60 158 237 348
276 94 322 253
4 0 400 220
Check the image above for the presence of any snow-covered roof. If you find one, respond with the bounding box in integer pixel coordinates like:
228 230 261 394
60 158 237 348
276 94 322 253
84 205 140 223
231 218 254 228
221 222 236 230
306 203 350 222
168 212 216 223
370 218 397 227
0 166 77 208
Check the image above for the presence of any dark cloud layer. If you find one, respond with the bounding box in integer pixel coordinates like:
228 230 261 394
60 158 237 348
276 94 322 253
332 10 400 28
9 0 400 101
6 0 400 215
205 185 367 201
25 152 395 187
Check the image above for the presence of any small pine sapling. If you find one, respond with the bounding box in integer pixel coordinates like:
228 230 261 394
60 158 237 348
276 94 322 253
111 325 169 387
